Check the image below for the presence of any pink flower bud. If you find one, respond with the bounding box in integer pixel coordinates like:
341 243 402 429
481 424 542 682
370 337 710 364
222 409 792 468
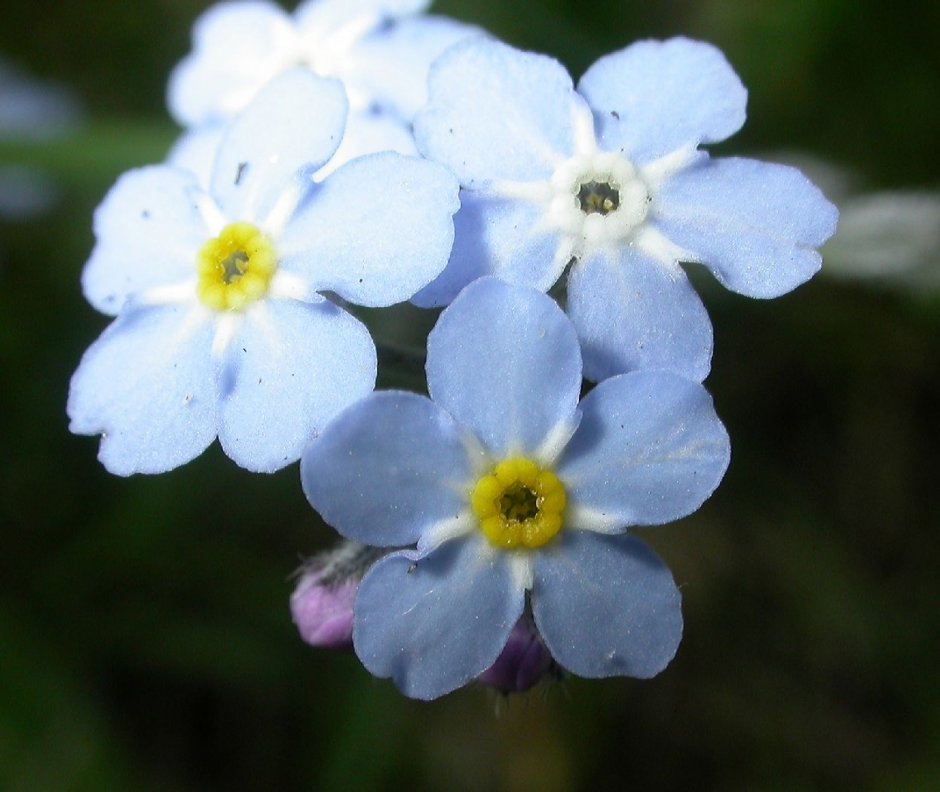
477 618 555 694
290 570 357 650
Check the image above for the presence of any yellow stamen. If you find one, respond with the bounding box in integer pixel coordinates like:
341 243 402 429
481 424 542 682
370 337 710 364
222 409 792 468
196 222 277 311
470 457 566 550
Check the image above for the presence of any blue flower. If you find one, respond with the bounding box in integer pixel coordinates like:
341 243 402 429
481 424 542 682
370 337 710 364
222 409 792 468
301 278 730 699
168 0 476 128
68 69 458 475
412 37 839 382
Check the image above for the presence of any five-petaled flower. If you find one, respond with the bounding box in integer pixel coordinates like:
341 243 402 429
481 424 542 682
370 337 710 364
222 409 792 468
412 37 838 382
68 69 458 475
301 278 731 699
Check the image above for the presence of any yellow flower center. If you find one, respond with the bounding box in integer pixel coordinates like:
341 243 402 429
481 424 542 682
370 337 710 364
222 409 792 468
196 222 277 311
470 457 566 550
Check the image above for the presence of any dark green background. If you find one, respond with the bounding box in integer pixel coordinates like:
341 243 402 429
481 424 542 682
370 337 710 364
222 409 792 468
2 1 939 789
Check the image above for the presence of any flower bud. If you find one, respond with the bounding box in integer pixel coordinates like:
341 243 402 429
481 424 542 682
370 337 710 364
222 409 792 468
290 573 357 649
290 541 387 650
477 617 556 694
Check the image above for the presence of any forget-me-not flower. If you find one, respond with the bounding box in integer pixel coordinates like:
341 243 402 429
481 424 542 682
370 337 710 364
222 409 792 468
301 278 730 699
68 69 458 475
413 37 839 382
168 0 475 128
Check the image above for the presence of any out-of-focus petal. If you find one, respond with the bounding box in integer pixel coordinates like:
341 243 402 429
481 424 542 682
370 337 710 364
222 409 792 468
354 537 524 699
823 191 940 289
531 531 682 678
211 69 347 223
344 15 478 120
218 298 375 472
166 125 224 188
295 0 430 37
579 37 747 165
168 1 300 127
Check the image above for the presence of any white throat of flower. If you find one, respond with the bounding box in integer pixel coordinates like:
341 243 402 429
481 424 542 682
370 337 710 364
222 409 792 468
489 106 698 272
547 150 651 248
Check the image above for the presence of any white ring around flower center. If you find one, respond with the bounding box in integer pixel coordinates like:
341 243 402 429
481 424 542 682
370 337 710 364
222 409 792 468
548 151 650 245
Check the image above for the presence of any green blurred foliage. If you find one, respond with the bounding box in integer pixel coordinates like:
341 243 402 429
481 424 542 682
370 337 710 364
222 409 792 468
1 0 939 790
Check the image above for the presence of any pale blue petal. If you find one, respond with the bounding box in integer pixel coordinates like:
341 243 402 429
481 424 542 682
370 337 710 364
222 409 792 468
566 250 713 382
301 390 472 547
354 536 524 699
426 278 581 458
415 38 580 187
412 189 567 308
278 152 458 306
557 371 730 529
314 109 417 180
210 69 347 222
531 531 682 678
218 298 376 473
344 15 478 120
82 166 207 315
167 1 299 127
578 37 747 165
654 157 839 298
166 124 223 188
67 304 218 475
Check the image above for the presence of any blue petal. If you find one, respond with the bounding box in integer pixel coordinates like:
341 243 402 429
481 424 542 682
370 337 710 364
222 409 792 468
343 15 478 120
426 278 582 459
314 109 417 179
566 250 713 382
412 189 567 308
578 37 747 165
82 167 208 315
168 1 299 127
415 38 580 187
210 69 347 223
218 298 376 472
278 152 458 306
175 111 418 186
557 371 730 530
67 304 218 475
354 536 524 699
166 125 223 188
301 391 474 547
654 157 839 298
531 531 682 678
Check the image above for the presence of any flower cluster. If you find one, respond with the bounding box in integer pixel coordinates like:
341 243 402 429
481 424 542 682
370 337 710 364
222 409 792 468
68 0 837 699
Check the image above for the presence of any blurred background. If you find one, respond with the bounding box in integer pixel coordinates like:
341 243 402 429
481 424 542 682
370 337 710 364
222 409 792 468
2 0 939 789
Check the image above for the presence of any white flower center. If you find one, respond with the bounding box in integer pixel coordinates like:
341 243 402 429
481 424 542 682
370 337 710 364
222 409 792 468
548 151 650 247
